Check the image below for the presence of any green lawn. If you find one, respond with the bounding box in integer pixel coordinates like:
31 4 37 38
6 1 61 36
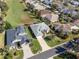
25 27 42 54
5 0 25 27
5 0 40 27
54 56 64 59
30 39 42 54
45 36 64 47
45 33 75 47
14 50 23 59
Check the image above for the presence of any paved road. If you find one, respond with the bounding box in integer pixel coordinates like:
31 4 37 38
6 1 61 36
28 47 57 59
28 42 68 59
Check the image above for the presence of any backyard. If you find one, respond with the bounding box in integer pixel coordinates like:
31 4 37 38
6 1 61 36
5 0 40 27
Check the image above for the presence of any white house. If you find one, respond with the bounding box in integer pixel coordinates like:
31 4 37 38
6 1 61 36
30 22 50 38
71 25 79 31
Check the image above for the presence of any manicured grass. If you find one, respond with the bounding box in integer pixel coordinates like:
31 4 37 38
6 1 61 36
0 33 4 48
54 52 77 59
45 33 75 47
30 39 42 54
45 36 63 47
54 56 64 59
25 27 42 54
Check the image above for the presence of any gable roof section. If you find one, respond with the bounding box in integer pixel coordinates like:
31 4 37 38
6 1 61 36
5 29 16 46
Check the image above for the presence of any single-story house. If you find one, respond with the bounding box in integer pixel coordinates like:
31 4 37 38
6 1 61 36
40 0 53 5
39 10 59 22
53 23 71 32
5 25 29 48
73 19 79 26
71 25 79 31
33 3 46 11
30 22 50 38
62 24 71 32
5 29 16 46
70 1 79 6
25 0 46 11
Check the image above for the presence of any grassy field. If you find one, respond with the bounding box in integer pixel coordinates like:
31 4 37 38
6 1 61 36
5 0 39 27
5 0 24 27
0 33 4 48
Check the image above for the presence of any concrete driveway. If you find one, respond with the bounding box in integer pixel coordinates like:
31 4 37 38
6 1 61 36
37 36 51 52
28 41 69 59
21 43 34 59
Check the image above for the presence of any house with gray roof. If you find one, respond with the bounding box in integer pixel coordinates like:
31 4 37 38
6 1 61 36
5 29 16 46
40 0 53 5
5 25 29 48
70 1 79 6
30 22 50 38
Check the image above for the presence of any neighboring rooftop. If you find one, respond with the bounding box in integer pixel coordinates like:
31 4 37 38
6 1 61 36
39 10 59 22
5 25 29 47
5 29 16 46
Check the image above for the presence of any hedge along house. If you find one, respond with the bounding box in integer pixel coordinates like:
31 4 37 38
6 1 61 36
5 25 29 49
30 22 50 38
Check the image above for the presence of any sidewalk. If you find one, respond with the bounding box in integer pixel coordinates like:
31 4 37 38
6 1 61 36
48 57 53 59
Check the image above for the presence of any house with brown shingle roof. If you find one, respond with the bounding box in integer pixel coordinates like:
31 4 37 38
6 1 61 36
73 19 79 26
39 10 59 23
